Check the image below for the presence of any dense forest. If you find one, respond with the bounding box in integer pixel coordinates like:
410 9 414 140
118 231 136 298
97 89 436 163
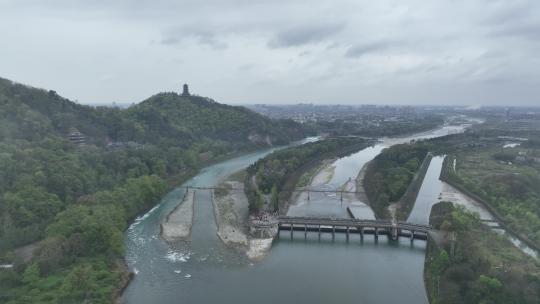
426 202 540 304
363 143 429 218
0 77 308 303
244 137 370 213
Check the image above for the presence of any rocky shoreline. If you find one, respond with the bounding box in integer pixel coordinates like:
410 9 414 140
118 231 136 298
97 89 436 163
212 172 277 261
354 162 370 204
212 180 249 247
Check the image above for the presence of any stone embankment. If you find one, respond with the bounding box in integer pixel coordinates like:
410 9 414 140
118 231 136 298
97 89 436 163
354 163 370 204
212 172 278 261
212 180 249 247
247 213 279 261
161 190 195 241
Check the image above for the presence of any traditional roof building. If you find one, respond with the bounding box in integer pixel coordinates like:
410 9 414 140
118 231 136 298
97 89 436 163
68 130 86 145
182 83 190 96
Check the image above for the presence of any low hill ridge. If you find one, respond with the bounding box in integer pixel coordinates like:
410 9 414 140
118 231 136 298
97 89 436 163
0 77 306 147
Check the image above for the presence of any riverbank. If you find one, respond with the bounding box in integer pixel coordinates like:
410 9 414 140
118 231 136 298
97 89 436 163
424 202 540 304
290 158 336 205
354 163 370 205
114 260 135 304
296 158 334 188
212 171 249 247
161 190 195 241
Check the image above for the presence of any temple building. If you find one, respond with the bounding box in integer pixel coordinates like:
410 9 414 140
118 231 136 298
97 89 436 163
182 83 190 96
68 129 86 146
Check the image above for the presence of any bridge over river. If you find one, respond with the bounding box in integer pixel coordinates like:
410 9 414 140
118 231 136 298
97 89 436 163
277 216 431 241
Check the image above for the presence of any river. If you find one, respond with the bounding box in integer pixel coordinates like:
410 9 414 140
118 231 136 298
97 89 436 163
121 125 467 304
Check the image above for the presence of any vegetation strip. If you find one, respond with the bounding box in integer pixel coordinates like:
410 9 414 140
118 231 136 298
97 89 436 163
363 143 429 219
394 153 433 220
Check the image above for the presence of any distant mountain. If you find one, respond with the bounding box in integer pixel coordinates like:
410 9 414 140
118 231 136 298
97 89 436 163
0 77 307 148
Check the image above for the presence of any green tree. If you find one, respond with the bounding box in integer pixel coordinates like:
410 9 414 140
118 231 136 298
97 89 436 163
60 264 93 302
270 185 279 212
21 263 40 287
433 250 450 275
256 191 265 211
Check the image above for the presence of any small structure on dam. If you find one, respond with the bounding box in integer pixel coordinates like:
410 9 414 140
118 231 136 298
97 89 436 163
249 213 279 239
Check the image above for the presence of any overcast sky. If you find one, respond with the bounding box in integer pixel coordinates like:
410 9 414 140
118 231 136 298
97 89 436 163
1 0 539 106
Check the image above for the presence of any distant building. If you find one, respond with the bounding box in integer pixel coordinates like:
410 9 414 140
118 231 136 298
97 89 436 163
182 83 190 96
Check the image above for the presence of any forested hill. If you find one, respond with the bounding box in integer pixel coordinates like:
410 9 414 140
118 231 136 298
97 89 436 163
0 77 306 147
128 93 305 147
0 77 307 303
0 77 110 142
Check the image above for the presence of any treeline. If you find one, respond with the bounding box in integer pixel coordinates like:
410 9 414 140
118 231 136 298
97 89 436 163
0 77 308 303
363 143 429 218
425 202 540 304
307 115 443 137
244 137 370 213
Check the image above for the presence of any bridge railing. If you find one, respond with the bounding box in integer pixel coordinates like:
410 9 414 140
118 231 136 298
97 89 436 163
277 216 432 231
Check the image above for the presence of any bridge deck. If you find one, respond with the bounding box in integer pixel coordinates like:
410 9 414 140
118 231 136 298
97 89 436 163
277 216 431 233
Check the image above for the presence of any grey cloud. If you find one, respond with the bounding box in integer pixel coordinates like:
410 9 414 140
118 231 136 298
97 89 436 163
480 0 536 25
160 28 227 49
268 22 345 48
492 23 540 40
479 1 540 41
345 41 393 58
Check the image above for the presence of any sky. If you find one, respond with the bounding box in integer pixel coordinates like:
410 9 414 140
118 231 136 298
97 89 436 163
1 0 539 106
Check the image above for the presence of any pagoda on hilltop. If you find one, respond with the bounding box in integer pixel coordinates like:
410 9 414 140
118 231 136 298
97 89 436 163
181 83 190 96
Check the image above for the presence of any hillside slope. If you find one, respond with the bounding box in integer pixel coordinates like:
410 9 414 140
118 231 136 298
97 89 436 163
127 92 305 147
